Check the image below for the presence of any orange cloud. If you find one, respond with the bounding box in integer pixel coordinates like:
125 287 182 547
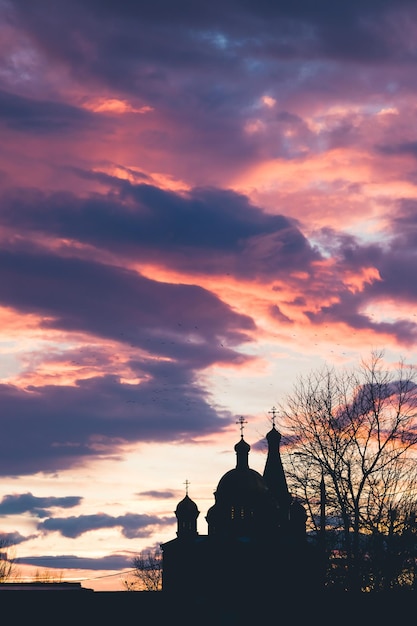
343 267 381 293
82 98 153 115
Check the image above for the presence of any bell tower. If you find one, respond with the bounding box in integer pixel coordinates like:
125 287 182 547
175 480 199 539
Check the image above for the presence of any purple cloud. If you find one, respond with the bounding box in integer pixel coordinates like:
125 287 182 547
0 89 97 134
0 182 319 279
37 512 174 539
0 531 34 546
0 371 236 476
137 490 178 499
3 0 412 179
294 224 417 345
17 553 133 571
0 243 255 360
0 493 82 518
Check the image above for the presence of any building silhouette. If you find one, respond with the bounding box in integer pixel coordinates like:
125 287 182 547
161 415 318 600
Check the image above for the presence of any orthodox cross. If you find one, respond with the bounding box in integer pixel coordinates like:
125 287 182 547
236 416 248 438
268 406 278 428
184 479 190 496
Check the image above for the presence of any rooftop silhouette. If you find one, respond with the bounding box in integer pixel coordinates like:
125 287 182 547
161 414 317 600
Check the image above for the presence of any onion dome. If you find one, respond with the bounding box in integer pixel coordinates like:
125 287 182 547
176 494 199 518
234 437 250 469
175 492 199 539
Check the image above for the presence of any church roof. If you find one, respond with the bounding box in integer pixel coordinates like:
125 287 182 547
215 466 268 501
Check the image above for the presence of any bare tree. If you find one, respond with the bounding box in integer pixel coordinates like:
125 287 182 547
0 537 18 582
281 351 417 591
129 548 162 591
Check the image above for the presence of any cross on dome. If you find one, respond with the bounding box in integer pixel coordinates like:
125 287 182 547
236 416 248 438
184 479 190 496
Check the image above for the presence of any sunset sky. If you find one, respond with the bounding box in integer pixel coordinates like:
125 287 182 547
2 0 417 590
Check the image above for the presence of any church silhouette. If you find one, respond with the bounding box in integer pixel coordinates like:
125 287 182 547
161 415 318 600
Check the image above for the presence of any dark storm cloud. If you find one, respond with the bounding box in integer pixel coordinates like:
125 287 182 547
37 512 174 539
10 0 416 79
0 368 234 476
304 227 417 344
3 177 417 350
5 0 415 174
1 0 417 486
0 89 96 134
0 192 266 477
17 553 133 571
1 182 320 278
327 223 417 307
0 493 82 518
0 244 254 361
306 292 417 345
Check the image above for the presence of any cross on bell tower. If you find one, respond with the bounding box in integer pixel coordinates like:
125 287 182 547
268 406 278 428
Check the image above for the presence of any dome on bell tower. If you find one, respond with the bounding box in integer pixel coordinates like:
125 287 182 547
175 482 199 539
176 494 199 518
